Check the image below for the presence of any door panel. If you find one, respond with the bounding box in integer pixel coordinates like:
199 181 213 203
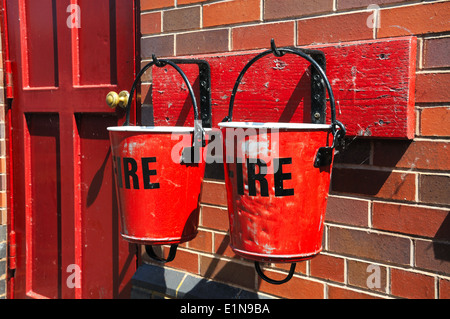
26 113 61 299
77 0 117 85
20 0 59 88
7 0 137 298
77 114 127 298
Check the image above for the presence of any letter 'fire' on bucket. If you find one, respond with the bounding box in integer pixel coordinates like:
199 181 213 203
219 40 346 284
108 56 211 263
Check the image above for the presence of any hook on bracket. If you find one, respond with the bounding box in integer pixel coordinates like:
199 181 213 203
152 54 167 67
270 38 285 57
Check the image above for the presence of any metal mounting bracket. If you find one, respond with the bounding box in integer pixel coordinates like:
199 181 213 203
298 48 327 124
169 59 212 128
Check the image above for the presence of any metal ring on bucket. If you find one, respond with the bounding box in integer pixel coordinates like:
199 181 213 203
255 262 296 285
145 244 178 263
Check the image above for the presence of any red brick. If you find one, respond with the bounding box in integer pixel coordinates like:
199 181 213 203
203 0 260 28
140 0 174 11
1 209 6 224
0 192 6 210
328 226 411 265
331 168 416 201
176 29 229 56
328 285 382 299
423 37 450 69
232 22 295 51
177 0 207 5
271 261 308 275
200 180 228 207
164 249 199 274
141 12 161 35
325 195 370 227
347 260 387 293
188 229 212 253
163 6 200 32
334 139 371 165
415 240 450 274
0 140 5 157
141 34 174 59
200 256 255 290
372 202 449 239
419 174 450 206
337 0 407 10
258 270 324 299
264 0 333 20
378 2 450 38
421 107 450 137
297 12 373 45
310 254 345 283
439 278 450 299
201 205 229 231
373 140 450 171
391 268 435 299
416 73 450 103
0 158 5 174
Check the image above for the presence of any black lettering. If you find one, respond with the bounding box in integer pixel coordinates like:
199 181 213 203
236 160 244 195
123 157 139 189
141 157 160 189
247 158 269 197
274 157 294 196
113 156 123 188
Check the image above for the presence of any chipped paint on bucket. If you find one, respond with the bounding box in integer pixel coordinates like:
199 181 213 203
108 126 206 245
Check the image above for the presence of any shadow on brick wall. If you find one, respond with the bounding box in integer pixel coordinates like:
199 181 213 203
433 214 450 262
332 139 414 200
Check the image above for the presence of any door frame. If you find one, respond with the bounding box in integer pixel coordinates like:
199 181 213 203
1 0 141 299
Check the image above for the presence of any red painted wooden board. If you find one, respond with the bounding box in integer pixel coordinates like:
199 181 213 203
150 37 416 139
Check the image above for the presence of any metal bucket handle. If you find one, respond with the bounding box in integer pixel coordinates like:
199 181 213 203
124 54 205 152
223 39 345 140
224 39 345 284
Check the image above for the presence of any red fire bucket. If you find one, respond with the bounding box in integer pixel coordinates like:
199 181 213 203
219 40 345 284
108 57 209 263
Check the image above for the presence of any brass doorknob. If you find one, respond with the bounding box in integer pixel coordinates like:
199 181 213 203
106 90 129 109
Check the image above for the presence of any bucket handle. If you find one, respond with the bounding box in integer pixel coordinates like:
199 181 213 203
255 262 296 285
145 244 178 263
124 54 205 153
222 39 345 163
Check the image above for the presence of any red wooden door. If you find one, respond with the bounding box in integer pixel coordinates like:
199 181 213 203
6 0 137 298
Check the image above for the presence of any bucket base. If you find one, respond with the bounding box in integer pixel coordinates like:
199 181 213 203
121 232 198 245
231 246 322 263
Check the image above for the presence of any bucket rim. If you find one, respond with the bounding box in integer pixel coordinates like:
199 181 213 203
107 126 212 133
218 122 331 130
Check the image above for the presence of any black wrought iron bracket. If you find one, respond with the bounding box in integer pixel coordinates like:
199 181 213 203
168 58 212 129
304 49 327 124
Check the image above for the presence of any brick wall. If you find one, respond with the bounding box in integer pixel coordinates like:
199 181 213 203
0 22 6 298
139 0 450 299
